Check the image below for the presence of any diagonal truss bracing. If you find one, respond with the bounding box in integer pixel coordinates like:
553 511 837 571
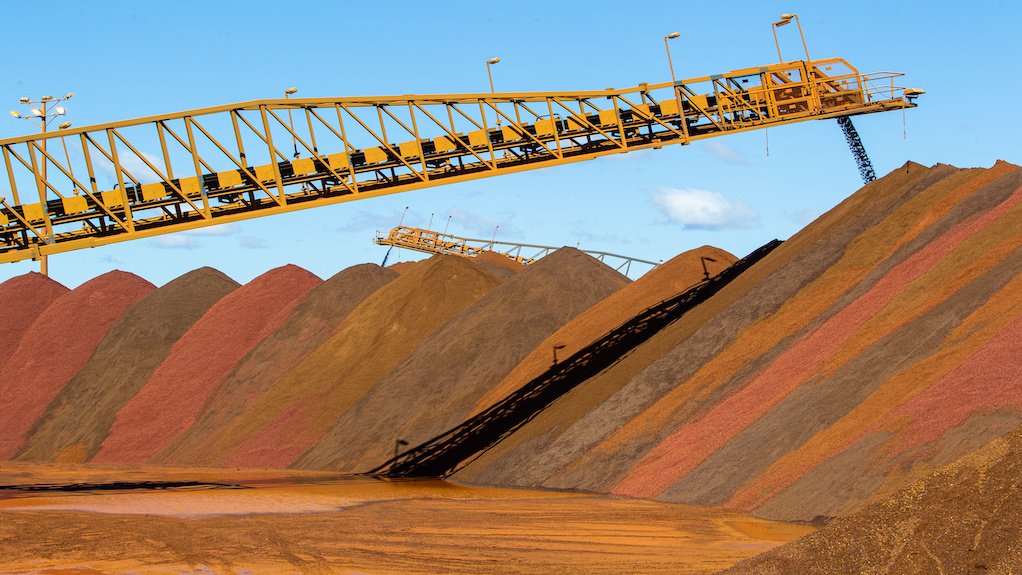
374 225 660 277
0 57 914 264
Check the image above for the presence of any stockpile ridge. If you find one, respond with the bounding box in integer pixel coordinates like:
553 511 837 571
16 267 240 463
157 264 399 466
457 161 1022 526
297 247 630 471
0 271 154 458
459 245 736 484
213 256 501 469
92 265 321 464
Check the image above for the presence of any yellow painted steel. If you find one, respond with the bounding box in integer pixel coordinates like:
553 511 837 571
375 225 660 275
0 57 916 265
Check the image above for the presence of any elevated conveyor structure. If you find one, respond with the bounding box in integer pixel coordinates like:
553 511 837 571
368 239 783 479
375 225 660 276
0 58 913 265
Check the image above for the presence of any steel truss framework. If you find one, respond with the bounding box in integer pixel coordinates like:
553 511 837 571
0 57 913 265
375 225 660 276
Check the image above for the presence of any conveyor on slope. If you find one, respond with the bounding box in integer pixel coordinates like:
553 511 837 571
837 116 877 184
0 57 913 265
368 239 783 478
375 225 660 276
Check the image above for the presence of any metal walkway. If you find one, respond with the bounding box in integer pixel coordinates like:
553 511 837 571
375 225 660 276
0 56 911 265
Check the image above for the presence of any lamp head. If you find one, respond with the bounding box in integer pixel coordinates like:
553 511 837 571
774 13 794 26
284 87 298 95
904 87 926 102
19 97 30 104
31 108 43 117
63 92 74 100
58 121 72 129
40 95 53 103
54 106 66 115
9 111 20 118
486 57 501 65
666 31 680 39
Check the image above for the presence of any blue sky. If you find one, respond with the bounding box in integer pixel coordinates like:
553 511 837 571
1 0 1018 287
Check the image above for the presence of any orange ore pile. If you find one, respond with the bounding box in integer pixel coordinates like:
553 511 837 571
3 160 1022 573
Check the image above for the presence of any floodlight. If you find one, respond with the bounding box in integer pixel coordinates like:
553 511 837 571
41 95 53 102
19 97 30 104
63 92 74 99
284 87 298 95
9 111 20 118
58 121 72 129
54 106 66 115
666 31 680 39
31 108 43 116
486 57 501 64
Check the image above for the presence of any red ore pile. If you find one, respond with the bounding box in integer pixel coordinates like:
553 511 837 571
0 271 154 458
92 265 320 464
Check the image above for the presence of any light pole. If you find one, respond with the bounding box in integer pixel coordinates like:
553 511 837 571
57 121 77 194
772 13 810 63
663 32 681 84
551 344 567 367
284 87 299 158
10 92 74 276
485 57 501 127
394 438 409 459
700 256 718 281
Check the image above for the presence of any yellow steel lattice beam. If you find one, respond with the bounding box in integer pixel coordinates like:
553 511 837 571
375 225 660 276
0 58 915 265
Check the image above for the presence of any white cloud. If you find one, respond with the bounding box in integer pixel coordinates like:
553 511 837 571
95 149 166 184
445 207 517 238
239 235 267 249
652 187 759 230
184 223 240 237
792 209 822 226
151 235 200 250
704 141 749 165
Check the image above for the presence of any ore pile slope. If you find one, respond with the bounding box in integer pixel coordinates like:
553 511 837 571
297 247 630 471
457 245 736 485
458 161 1022 524
721 422 1022 575
0 271 154 458
213 255 502 469
16 268 240 463
470 250 524 281
157 264 398 466
92 265 321 464
0 273 68 373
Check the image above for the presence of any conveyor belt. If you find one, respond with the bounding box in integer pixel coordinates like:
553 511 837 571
0 56 912 265
368 239 783 478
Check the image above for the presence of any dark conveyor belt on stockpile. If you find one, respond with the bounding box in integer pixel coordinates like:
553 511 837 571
367 238 783 478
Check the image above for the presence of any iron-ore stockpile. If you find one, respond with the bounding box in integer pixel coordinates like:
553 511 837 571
0 271 154 458
16 268 240 463
721 424 1022 574
91 265 322 464
295 247 629 471
468 250 523 281
210 255 501 468
457 160 1022 529
4 161 1022 572
458 245 736 484
157 264 398 466
0 273 68 371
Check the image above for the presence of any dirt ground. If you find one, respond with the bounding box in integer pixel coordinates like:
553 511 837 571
0 463 811 574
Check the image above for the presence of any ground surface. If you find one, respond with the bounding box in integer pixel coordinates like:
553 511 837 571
0 464 811 575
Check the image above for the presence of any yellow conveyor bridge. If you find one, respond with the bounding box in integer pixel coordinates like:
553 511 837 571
0 58 914 266
375 225 660 276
